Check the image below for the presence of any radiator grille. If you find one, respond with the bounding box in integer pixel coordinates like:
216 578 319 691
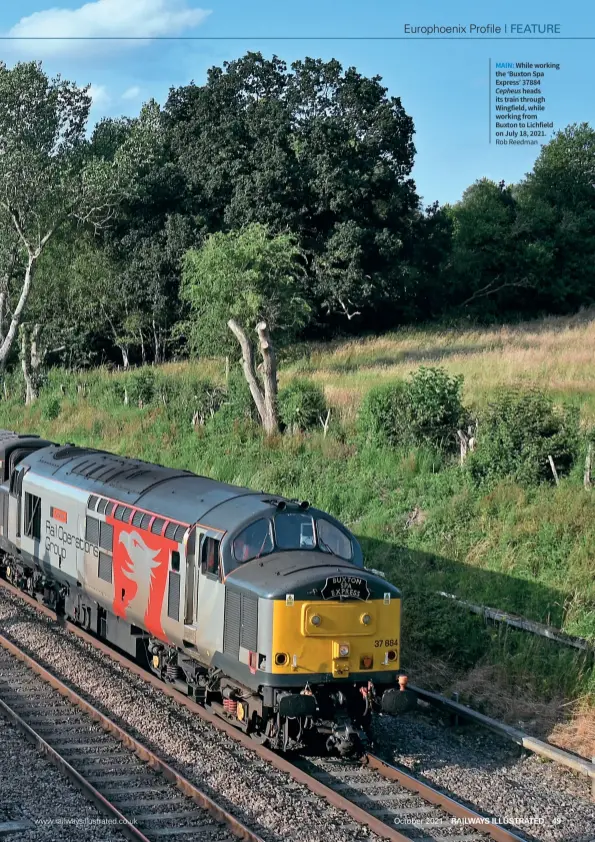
167 571 181 620
140 513 151 530
99 521 113 552
98 551 112 583
85 516 100 546
165 521 178 541
132 511 143 528
151 517 165 535
224 591 258 658
223 590 241 658
240 594 258 652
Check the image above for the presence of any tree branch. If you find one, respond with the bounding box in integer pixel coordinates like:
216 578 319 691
461 276 532 307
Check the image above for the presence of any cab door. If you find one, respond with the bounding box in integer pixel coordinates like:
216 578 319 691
195 531 225 659
182 527 198 648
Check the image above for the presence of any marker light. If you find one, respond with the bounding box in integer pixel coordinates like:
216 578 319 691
339 644 350 657
311 614 322 626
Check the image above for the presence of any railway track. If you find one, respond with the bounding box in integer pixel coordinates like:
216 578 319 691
0 580 532 842
0 631 263 842
293 754 527 842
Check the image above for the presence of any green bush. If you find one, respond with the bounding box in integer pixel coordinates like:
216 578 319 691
467 389 580 485
126 369 156 407
358 367 466 451
40 395 61 421
358 381 407 447
278 379 327 432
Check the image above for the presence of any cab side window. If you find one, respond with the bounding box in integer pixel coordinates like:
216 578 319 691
201 536 221 579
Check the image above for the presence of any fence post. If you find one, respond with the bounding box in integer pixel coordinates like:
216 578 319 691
548 455 559 485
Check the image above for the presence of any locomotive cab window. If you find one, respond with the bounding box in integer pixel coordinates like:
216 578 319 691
316 519 353 560
201 536 221 578
233 518 274 563
274 512 316 550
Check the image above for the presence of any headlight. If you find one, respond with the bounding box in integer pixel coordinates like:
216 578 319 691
339 643 350 657
311 614 322 626
361 613 372 625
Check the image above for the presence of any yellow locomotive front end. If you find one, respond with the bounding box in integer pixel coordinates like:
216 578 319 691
271 591 401 680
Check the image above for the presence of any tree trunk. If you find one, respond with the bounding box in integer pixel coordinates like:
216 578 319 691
256 321 278 434
153 319 162 365
20 323 43 405
139 330 146 365
228 319 279 435
0 255 36 366
0 287 6 345
119 345 130 370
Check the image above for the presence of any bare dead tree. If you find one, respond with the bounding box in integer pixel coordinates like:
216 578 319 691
228 318 279 435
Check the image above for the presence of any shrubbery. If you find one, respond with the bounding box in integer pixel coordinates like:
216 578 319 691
468 389 580 485
159 375 225 424
278 379 327 432
358 367 466 451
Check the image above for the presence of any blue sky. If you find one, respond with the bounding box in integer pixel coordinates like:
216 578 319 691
0 0 592 206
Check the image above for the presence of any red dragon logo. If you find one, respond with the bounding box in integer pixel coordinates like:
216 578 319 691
110 522 173 640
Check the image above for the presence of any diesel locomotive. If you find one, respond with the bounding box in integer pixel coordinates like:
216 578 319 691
0 430 411 755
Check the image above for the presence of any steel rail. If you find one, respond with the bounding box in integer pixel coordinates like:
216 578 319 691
0 578 563 841
365 754 527 842
0 692 151 842
0 629 265 842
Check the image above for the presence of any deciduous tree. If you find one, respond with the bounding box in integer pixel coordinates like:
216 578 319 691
181 223 309 434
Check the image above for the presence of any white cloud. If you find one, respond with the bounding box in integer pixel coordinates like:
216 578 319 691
88 84 110 107
122 85 141 100
7 0 211 58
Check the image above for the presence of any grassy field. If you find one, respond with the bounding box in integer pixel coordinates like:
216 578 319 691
285 310 595 421
2 309 595 755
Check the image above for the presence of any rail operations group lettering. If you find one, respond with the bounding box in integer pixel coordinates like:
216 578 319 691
45 519 99 560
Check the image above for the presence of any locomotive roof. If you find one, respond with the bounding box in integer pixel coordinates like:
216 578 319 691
25 442 263 527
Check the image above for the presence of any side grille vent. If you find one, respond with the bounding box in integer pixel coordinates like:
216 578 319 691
85 516 100 546
165 521 178 541
223 590 241 658
98 552 113 583
224 591 258 658
167 571 181 621
99 521 113 552
240 594 258 652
